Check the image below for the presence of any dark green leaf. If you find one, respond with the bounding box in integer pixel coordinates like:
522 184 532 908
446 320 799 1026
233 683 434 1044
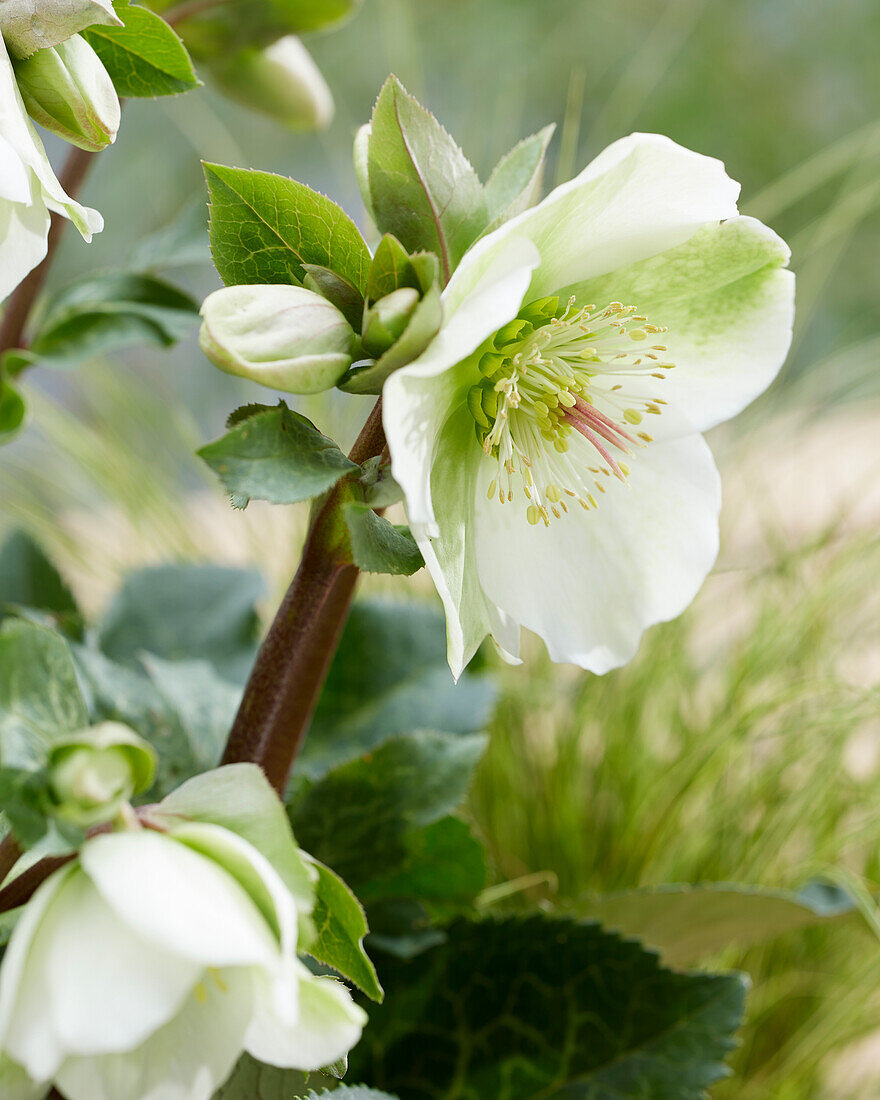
0 375 26 441
199 402 360 509
580 882 859 968
213 1054 337 1100
343 504 423 576
351 916 747 1100
367 77 487 282
309 859 383 1002
97 563 263 684
83 2 200 97
172 0 361 58
484 124 555 231
0 532 77 617
302 600 495 778
205 163 371 291
289 730 487 902
30 272 199 367
302 265 365 331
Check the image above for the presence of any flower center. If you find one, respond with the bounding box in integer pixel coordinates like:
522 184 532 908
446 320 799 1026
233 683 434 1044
468 296 674 525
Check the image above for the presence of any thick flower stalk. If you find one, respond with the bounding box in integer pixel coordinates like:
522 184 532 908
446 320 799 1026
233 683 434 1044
383 133 795 676
0 768 366 1100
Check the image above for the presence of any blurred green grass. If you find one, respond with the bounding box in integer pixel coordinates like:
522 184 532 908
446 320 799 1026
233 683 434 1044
2 1 880 1095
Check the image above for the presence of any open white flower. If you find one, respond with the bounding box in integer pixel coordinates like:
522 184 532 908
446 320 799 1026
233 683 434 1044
0 33 102 302
383 133 795 677
0 820 366 1099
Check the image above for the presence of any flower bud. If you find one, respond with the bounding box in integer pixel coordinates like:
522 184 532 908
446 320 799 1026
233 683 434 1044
12 34 120 151
48 722 156 828
200 283 357 394
207 36 334 131
0 0 121 58
362 286 420 357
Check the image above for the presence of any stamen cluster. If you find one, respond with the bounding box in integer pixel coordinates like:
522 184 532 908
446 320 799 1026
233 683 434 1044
467 296 674 525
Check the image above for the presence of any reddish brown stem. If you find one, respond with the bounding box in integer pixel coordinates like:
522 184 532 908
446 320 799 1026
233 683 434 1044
0 835 22 889
221 399 387 793
0 147 96 365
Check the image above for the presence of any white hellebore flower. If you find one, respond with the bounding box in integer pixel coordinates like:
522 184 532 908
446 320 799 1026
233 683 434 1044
383 133 795 677
0 33 102 301
0 823 366 1100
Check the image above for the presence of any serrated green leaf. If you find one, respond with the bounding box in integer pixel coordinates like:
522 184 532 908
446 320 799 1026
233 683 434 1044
580 882 859 968
288 730 488 906
309 859 383 1002
484 124 555 231
0 531 77 618
351 916 747 1100
83 2 200 97
205 163 371 291
0 620 87 769
302 600 496 779
343 503 423 576
367 77 487 283
97 563 264 684
213 1054 337 1100
29 271 199 367
199 402 360 509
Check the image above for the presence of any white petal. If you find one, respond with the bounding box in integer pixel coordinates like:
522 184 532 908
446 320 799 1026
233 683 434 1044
0 173 50 302
411 408 503 678
80 832 278 968
0 1055 47 1100
562 216 795 432
472 432 722 672
245 964 366 1072
0 134 29 202
384 233 539 531
0 0 121 57
44 870 200 1057
0 864 75 1079
54 968 252 1100
170 821 299 956
447 132 741 313
0 39 102 241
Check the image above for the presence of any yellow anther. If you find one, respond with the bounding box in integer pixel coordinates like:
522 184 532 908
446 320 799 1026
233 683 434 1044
623 408 643 425
527 504 541 525
629 329 647 341
545 484 561 503
587 493 598 508
487 479 497 500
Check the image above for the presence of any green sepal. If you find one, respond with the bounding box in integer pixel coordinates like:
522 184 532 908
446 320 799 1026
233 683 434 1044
302 264 365 331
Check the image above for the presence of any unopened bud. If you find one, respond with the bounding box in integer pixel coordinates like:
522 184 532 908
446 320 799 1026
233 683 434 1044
208 36 334 131
12 34 120 151
200 283 357 394
0 0 121 58
48 722 156 828
362 287 420 357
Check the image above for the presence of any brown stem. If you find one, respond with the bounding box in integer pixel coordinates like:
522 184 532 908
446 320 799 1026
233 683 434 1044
0 854 74 914
0 835 22 889
222 399 386 792
164 0 234 27
0 147 96 366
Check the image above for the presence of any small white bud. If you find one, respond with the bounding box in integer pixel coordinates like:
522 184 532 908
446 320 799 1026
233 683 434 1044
200 283 357 394
208 36 334 131
0 0 120 58
12 33 120 151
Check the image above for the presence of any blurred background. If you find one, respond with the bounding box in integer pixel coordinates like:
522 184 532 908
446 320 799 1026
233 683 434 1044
2 1 880 1094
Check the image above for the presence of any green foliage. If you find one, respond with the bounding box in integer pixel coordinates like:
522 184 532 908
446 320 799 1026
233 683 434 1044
213 1054 338 1100
302 266 365 331
352 916 746 1100
205 163 371 291
97 562 263 683
366 77 487 283
0 532 77 619
580 882 858 969
170 0 361 59
27 272 199 368
484 125 556 232
83 2 200 98
198 402 360 509
342 504 423 576
0 376 26 444
301 600 496 778
309 859 383 1002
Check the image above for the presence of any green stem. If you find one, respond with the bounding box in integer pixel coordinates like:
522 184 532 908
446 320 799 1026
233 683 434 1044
0 146 96 370
221 398 387 793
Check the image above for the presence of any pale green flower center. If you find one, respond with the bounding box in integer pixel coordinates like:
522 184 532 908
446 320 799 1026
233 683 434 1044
468 296 674 525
